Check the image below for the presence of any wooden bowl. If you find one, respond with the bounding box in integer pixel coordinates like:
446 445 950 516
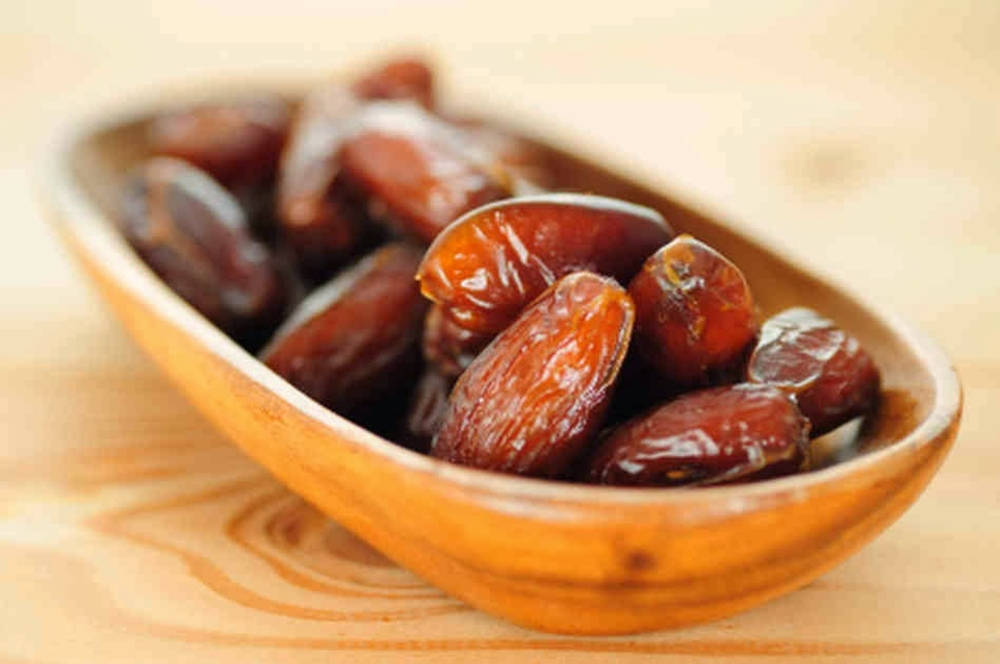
41 91 961 635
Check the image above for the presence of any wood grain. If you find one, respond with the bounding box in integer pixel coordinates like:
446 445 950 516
3 0 1000 661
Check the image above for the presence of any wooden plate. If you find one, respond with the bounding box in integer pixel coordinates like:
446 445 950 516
40 91 961 635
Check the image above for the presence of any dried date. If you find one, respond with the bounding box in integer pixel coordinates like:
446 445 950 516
276 84 369 277
431 272 634 478
149 95 290 189
260 244 427 415
422 304 491 378
417 193 672 337
628 234 757 388
339 103 510 243
747 307 880 435
586 384 809 486
399 369 453 452
119 157 286 345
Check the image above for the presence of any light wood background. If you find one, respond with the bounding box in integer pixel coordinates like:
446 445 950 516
2 1 998 661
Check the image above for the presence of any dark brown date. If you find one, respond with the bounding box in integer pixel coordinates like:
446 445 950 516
417 193 673 337
422 304 491 377
149 96 290 189
432 272 634 478
628 234 757 388
339 103 510 243
351 57 435 109
120 157 285 345
276 84 369 277
586 384 809 486
747 307 880 435
399 369 453 452
260 244 427 415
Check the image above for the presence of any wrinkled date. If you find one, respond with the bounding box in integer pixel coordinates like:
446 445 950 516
339 103 510 243
149 95 290 189
276 58 438 276
747 307 880 435
260 244 427 415
399 369 453 452
120 157 286 344
276 84 369 277
417 193 673 337
586 384 810 486
629 234 757 388
432 272 634 478
422 304 491 377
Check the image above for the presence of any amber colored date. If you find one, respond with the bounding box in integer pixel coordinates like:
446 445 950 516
432 272 634 478
418 193 673 337
422 304 491 378
586 384 810 486
339 103 510 243
351 57 435 109
399 369 453 452
260 244 427 415
628 234 757 388
747 307 880 435
276 84 369 277
149 96 290 189
120 157 285 344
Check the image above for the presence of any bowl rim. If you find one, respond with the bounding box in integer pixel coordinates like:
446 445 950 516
40 93 963 510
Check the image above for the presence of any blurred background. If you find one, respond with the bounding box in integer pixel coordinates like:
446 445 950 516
2 1 999 660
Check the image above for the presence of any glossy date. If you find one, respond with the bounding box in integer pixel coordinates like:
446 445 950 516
586 384 810 486
120 157 286 345
628 234 757 388
149 95 290 189
747 307 880 435
276 84 368 277
422 304 491 378
417 193 673 337
340 103 510 243
260 244 427 416
432 272 634 478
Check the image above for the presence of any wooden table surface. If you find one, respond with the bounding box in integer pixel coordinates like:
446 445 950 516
3 1 998 661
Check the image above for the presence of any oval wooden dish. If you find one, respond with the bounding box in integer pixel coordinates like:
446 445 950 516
41 90 962 635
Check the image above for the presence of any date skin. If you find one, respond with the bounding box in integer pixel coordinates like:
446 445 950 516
628 234 757 388
399 369 453 452
351 57 435 109
747 307 880 435
277 84 370 277
432 272 634 478
586 384 810 487
260 244 427 416
340 103 510 243
149 96 290 189
418 193 673 337
120 157 285 346
422 304 491 378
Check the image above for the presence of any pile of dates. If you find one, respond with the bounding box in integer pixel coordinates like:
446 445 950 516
120 56 880 487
